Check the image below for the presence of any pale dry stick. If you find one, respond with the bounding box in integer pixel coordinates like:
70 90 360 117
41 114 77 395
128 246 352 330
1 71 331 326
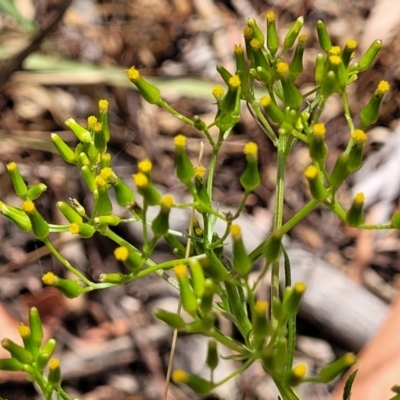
162 142 205 400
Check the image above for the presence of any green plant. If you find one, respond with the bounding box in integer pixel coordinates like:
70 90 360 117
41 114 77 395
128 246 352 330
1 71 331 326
0 11 395 400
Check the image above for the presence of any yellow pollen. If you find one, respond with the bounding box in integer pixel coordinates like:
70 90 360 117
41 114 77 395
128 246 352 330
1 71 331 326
138 158 153 173
95 175 107 189
234 44 243 55
244 142 258 156
293 282 306 294
276 61 289 76
212 85 225 100
132 172 149 188
346 39 357 50
329 55 341 66
293 364 307 378
98 99 108 112
255 300 268 314
266 11 275 22
93 122 103 133
114 246 129 261
343 352 356 366
260 96 272 108
172 369 188 383
49 358 60 370
229 75 241 89
100 167 114 181
174 263 187 278
127 67 141 82
352 129 367 144
299 34 307 44
21 200 35 214
174 134 187 147
304 165 318 179
230 224 241 238
69 223 80 235
243 27 253 39
329 46 341 56
42 272 56 285
194 165 206 178
6 162 17 172
376 80 390 96
250 38 261 51
18 323 31 338
312 123 326 137
87 115 97 129
161 194 174 208
354 192 365 205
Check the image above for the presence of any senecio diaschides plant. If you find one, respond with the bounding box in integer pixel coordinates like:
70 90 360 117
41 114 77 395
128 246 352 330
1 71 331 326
0 11 396 400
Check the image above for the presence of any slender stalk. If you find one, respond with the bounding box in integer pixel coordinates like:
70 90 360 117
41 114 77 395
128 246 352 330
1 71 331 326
44 239 92 286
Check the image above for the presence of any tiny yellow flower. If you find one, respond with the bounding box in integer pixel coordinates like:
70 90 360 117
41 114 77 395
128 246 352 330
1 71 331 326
351 129 367 144
212 85 225 100
354 192 365 205
132 172 149 188
234 44 243 55
100 167 114 181
298 34 307 44
174 134 187 147
161 194 174 208
18 323 31 338
138 158 153 173
98 99 109 112
250 38 262 51
328 46 341 56
304 165 318 179
312 123 326 137
195 227 203 236
49 358 60 370
6 162 17 172
266 11 275 22
174 263 187 278
230 224 241 238
276 61 289 76
329 55 341 66
244 141 258 156
69 223 80 235
126 66 140 82
229 75 241 89
172 369 188 383
243 26 253 39
194 165 206 178
293 282 306 294
95 175 107 189
292 363 307 378
260 96 272 108
114 246 129 261
21 200 35 214
42 272 56 285
346 39 357 50
376 80 390 96
93 122 103 133
254 300 268 314
87 115 97 129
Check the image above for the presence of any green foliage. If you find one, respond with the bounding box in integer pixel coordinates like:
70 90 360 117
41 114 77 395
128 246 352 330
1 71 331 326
0 11 394 400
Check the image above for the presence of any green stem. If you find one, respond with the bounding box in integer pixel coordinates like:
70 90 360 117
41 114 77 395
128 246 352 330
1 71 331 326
207 328 250 354
342 91 355 132
158 100 195 126
214 356 255 387
44 239 92 286
271 133 286 325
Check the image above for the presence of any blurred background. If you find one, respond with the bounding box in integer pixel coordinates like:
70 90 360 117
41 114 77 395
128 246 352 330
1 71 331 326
1 0 400 399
